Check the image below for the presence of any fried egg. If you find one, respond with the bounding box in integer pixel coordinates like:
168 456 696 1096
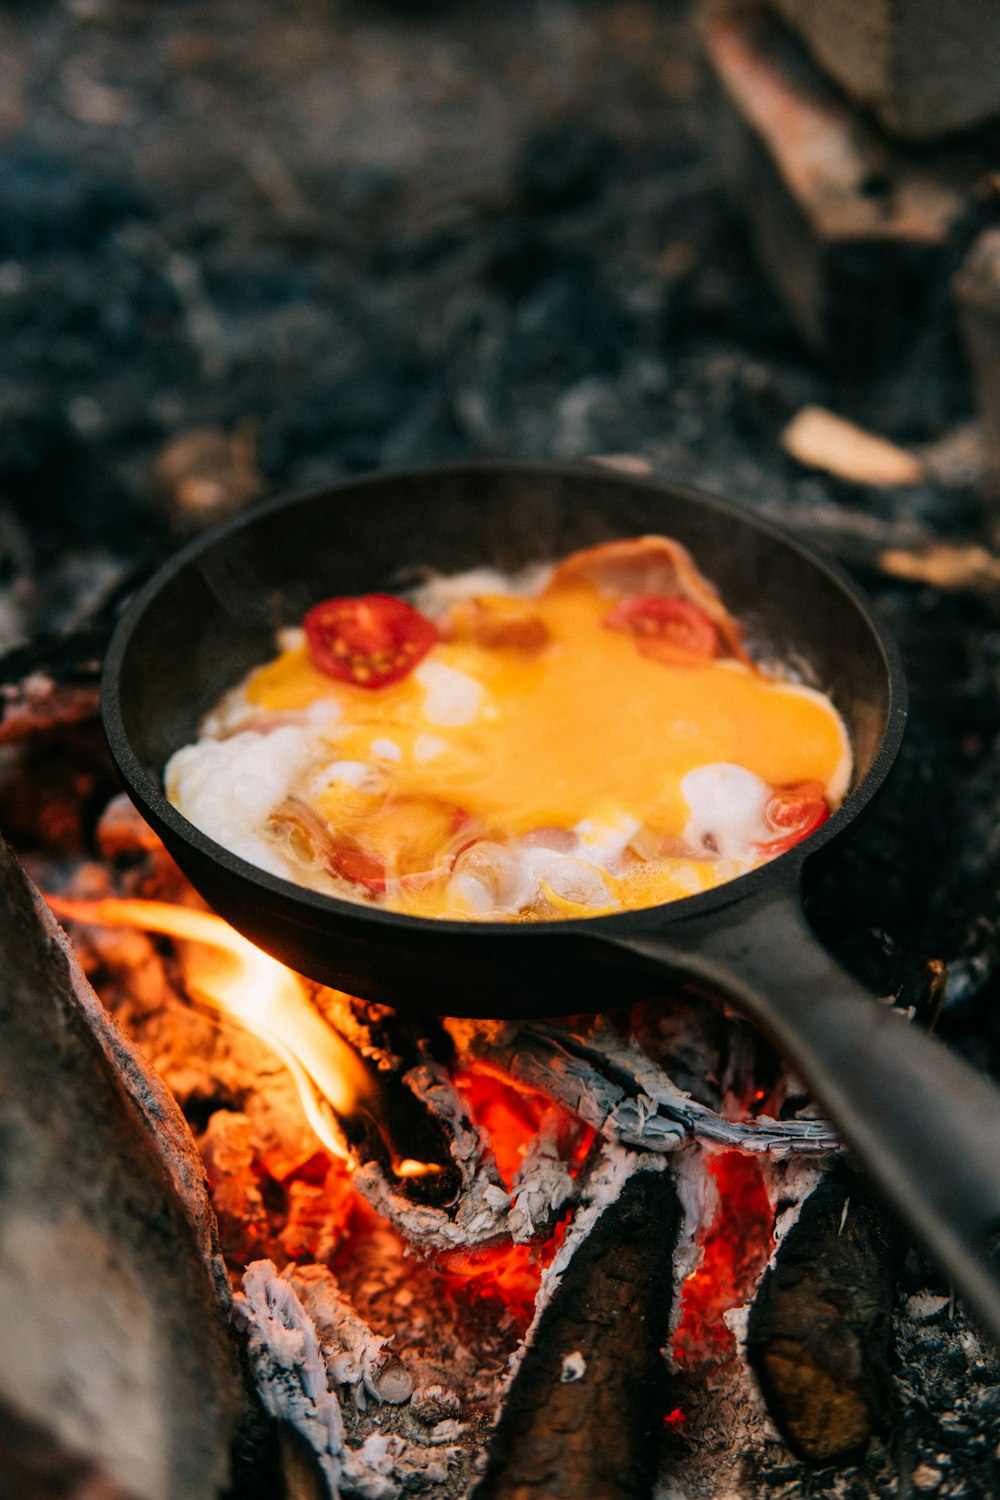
166 537 851 921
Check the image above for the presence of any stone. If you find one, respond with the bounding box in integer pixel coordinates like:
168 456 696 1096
0 835 245 1500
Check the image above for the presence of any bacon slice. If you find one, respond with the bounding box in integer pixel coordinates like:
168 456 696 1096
442 595 550 655
545 535 749 663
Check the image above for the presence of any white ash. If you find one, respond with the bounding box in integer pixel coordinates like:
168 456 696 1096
411 1386 461 1425
762 1158 829 1263
421 1419 467 1446
282 1263 398 1409
667 1146 716 1335
236 1261 463 1499
666 1154 829 1351
560 1351 587 1383
507 1117 578 1243
906 1292 952 1324
233 1260 346 1496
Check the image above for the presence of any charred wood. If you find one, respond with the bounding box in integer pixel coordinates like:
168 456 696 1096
455 1018 841 1154
0 566 148 744
471 1153 679 1500
746 1163 906 1463
313 988 467 1210
700 2 980 433
314 992 580 1253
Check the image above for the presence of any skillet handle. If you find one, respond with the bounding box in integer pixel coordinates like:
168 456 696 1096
597 894 1000 1346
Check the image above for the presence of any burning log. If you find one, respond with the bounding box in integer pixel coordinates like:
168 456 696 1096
745 1163 906 1463
0 834 246 1499
312 987 521 1245
472 1148 680 1500
308 994 582 1246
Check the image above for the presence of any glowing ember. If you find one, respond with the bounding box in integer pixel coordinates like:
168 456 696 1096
46 896 373 1165
393 1158 441 1178
671 1151 774 1372
437 1219 569 1327
455 1065 593 1188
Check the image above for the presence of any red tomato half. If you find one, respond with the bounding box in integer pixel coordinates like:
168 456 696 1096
304 593 438 688
757 783 830 856
602 594 719 666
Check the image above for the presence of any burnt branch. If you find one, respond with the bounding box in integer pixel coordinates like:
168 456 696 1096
746 1163 906 1463
472 1148 680 1500
456 1020 841 1155
313 995 580 1255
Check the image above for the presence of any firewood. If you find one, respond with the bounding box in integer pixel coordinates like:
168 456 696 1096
471 1151 680 1500
315 991 579 1255
455 1018 841 1154
0 834 246 1500
746 1163 906 1463
700 3 976 431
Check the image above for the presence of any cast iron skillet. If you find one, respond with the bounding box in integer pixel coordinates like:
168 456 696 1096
103 462 1000 1343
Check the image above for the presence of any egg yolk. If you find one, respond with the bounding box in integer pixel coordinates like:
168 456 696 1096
239 576 850 919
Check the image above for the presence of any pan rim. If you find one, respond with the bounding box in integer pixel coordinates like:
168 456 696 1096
101 459 908 940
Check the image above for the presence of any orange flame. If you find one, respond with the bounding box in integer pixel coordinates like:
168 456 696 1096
46 896 372 1165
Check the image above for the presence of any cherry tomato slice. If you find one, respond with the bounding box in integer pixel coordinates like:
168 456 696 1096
602 594 719 666
326 840 388 894
757 782 830 856
304 593 437 689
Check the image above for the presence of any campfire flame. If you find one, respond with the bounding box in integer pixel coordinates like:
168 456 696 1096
46 896 375 1165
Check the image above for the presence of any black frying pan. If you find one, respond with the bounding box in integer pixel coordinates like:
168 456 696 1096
102 462 1000 1343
